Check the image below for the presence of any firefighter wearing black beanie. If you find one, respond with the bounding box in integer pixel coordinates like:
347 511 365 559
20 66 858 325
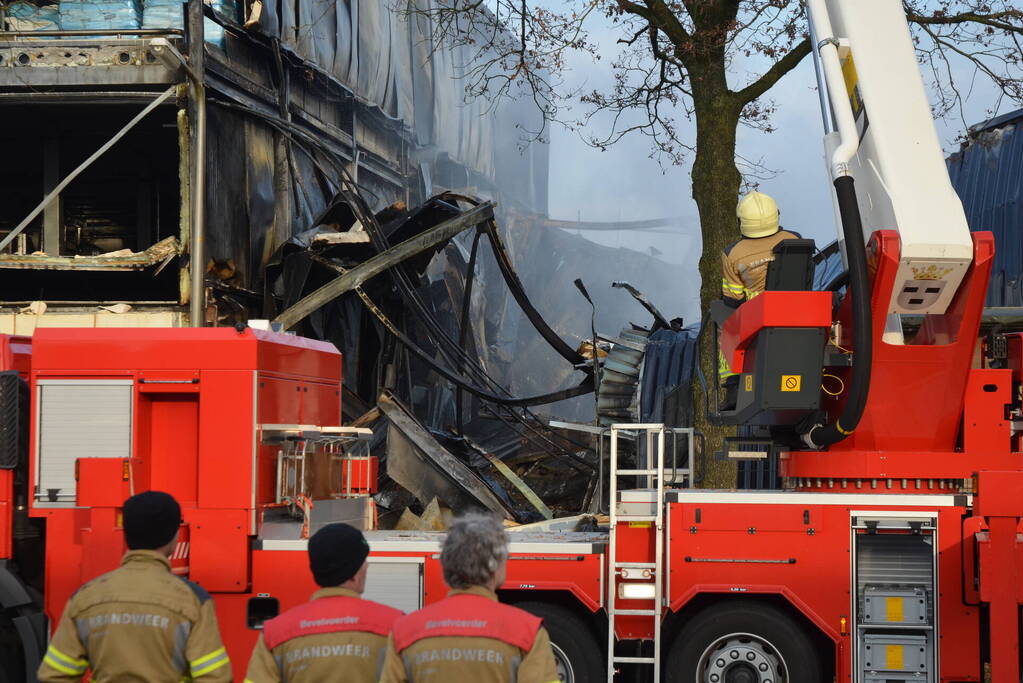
244 523 403 683
123 490 182 550
308 521 370 586
38 490 232 682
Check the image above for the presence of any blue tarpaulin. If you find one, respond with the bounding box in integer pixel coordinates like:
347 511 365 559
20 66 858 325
4 1 59 30
59 0 140 30
3 0 236 42
141 0 238 46
948 109 1023 307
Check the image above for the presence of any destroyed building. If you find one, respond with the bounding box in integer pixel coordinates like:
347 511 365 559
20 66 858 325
0 0 699 522
0 0 547 329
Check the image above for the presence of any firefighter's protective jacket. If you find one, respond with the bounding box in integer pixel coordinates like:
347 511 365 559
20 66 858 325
244 586 403 683
379 586 560 683
721 229 802 303
37 550 231 683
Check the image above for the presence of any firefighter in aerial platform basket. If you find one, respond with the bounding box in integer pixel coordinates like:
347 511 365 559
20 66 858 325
719 191 802 409
245 522 403 683
380 514 560 683
38 491 232 682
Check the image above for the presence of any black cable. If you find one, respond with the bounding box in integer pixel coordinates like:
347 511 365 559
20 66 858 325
482 219 586 366
363 287 594 406
801 176 873 448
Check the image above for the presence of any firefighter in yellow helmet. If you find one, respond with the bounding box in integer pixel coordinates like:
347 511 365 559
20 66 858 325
719 191 801 408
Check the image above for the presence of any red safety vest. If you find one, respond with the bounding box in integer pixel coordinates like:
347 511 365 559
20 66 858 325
392 594 541 653
263 596 403 650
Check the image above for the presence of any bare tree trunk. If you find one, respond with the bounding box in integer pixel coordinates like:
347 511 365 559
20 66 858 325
689 76 741 488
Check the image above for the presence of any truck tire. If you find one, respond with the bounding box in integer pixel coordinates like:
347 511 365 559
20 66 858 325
666 600 824 683
516 601 604 683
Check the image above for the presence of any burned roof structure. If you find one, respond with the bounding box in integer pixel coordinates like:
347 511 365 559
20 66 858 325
0 0 546 330
0 0 699 519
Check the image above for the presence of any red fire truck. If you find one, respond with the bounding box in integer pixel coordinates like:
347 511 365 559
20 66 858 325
1 1 1022 682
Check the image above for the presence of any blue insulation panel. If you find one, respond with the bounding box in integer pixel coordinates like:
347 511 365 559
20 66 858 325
4 0 235 43
141 0 238 46
5 1 59 30
59 0 140 30
947 110 1023 307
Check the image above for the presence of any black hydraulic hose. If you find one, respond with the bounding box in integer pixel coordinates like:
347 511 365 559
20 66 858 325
801 175 873 448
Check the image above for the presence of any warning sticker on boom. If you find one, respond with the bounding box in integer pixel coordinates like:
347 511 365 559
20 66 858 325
780 375 801 392
842 52 869 139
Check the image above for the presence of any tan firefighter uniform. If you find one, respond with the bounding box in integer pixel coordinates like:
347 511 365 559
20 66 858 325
38 550 231 683
244 586 403 683
720 228 803 306
719 191 799 380
379 586 560 683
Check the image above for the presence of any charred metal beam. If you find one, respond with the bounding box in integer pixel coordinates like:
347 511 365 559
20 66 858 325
378 391 513 519
186 0 207 327
612 281 671 330
274 202 494 330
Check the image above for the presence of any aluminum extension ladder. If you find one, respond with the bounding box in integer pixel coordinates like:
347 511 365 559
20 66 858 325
606 423 673 682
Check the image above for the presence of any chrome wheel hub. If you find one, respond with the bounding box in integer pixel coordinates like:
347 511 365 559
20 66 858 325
697 632 787 683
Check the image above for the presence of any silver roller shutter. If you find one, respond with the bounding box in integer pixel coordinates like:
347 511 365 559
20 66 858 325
36 380 132 503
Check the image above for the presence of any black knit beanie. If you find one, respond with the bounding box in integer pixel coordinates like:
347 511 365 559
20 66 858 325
124 491 182 550
309 523 369 587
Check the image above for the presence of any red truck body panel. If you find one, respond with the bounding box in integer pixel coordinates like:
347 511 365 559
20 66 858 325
0 334 31 561
3 301 1019 681
24 328 341 660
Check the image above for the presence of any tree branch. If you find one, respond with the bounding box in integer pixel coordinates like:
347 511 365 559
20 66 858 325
734 36 811 105
643 0 694 47
906 9 1023 34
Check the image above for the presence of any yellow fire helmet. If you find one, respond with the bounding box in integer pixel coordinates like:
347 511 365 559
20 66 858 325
736 191 780 238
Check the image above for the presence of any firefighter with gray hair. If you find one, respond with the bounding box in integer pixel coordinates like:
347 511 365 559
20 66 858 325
380 513 560 683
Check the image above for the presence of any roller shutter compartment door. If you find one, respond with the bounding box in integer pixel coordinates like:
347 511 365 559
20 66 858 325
36 380 132 503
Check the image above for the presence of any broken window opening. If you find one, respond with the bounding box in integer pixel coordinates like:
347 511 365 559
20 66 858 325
0 101 181 302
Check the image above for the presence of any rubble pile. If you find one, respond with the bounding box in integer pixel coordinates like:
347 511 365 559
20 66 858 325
263 184 698 529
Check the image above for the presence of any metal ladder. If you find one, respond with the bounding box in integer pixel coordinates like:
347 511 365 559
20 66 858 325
606 423 668 682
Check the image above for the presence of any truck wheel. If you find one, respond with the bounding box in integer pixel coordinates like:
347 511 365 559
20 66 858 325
516 601 604 683
666 601 824 683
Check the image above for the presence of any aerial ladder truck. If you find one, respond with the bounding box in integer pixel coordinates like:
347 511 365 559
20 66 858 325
0 1 1020 682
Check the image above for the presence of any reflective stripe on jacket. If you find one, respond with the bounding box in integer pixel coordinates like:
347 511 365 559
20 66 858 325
244 586 403 683
38 550 231 683
721 229 802 303
380 586 560 683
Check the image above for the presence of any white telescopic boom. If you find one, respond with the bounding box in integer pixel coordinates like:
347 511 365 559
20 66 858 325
807 0 859 179
809 0 974 317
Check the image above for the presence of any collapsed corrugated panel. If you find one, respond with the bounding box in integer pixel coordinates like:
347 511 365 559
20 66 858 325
947 110 1023 307
639 326 699 425
597 328 648 425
